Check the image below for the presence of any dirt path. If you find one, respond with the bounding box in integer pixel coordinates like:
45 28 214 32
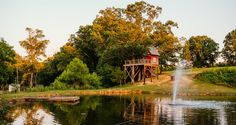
145 73 194 86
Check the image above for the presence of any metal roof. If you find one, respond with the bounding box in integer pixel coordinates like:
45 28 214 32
148 47 159 56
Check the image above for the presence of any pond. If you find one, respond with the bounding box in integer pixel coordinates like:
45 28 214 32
0 95 236 125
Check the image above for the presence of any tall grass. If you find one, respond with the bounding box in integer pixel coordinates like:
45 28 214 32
195 67 236 87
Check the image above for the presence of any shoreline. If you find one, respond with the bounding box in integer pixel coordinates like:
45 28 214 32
1 88 236 102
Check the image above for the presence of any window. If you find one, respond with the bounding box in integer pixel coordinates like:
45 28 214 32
153 57 156 63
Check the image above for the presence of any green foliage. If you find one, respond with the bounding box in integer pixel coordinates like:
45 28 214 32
222 29 236 65
184 36 219 67
52 58 101 89
110 67 126 85
37 42 78 86
51 80 67 90
0 38 15 85
99 42 149 67
96 64 114 87
26 85 53 92
162 65 176 71
151 21 180 69
195 68 236 87
72 26 99 72
86 73 102 88
96 64 125 87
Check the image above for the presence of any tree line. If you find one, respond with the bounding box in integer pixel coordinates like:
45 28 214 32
0 1 236 89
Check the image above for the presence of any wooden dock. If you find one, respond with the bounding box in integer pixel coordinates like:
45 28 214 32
24 96 80 102
48 97 80 102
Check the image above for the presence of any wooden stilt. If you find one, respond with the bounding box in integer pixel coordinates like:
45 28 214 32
143 103 146 124
131 65 134 84
123 58 159 84
143 65 146 85
131 96 135 121
150 66 153 82
156 66 159 79
138 68 141 81
124 66 127 83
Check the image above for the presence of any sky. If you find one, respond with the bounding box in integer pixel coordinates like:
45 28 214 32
0 0 236 57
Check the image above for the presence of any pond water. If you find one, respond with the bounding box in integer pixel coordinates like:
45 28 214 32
0 96 236 125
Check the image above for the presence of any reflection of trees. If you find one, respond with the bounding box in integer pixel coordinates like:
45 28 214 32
84 96 129 125
6 103 57 125
0 101 13 125
2 96 235 125
46 96 102 125
2 96 102 125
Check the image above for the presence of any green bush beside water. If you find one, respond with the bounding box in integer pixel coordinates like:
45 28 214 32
27 58 102 92
195 68 236 87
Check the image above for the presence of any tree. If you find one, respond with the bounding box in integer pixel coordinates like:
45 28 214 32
222 29 236 65
68 1 180 86
72 25 99 72
53 58 101 89
183 41 191 62
19 27 49 87
37 42 78 86
0 38 15 87
14 54 27 85
92 1 162 59
151 20 180 70
184 36 219 67
92 1 179 69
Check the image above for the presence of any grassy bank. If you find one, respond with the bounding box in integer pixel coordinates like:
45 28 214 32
195 67 236 87
1 80 236 100
1 67 236 100
0 89 142 100
115 80 236 96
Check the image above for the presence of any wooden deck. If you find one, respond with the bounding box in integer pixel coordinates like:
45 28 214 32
24 96 80 102
124 58 157 66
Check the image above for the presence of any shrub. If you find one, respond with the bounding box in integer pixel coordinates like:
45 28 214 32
195 68 236 87
26 85 53 92
85 73 101 88
51 80 67 90
96 64 125 87
52 58 101 89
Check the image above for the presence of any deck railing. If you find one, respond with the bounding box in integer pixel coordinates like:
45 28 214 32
124 58 157 65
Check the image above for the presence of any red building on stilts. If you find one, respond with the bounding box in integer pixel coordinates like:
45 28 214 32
124 47 159 84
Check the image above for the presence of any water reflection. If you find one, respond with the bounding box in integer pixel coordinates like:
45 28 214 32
122 98 235 125
7 103 60 125
1 96 236 125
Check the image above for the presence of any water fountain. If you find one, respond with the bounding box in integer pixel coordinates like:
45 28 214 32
172 66 183 104
171 60 187 105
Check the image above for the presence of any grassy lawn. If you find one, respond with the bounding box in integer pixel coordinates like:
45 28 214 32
1 66 236 100
114 80 236 95
164 66 236 75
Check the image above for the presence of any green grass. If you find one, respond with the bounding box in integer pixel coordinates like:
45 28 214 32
182 80 236 95
191 66 236 74
1 81 236 100
116 81 236 95
1 66 236 100
195 67 236 87
0 89 107 99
